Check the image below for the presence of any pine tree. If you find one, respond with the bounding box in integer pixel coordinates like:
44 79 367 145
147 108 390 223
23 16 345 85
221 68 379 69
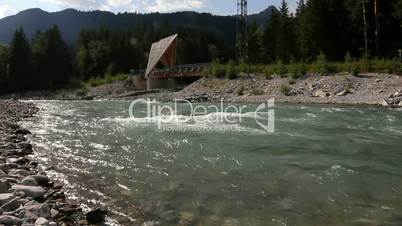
277 0 296 62
262 7 281 63
248 20 262 63
0 45 9 93
32 26 72 88
8 28 33 91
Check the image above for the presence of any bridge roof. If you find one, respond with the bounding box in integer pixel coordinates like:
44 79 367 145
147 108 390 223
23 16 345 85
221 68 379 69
145 34 178 78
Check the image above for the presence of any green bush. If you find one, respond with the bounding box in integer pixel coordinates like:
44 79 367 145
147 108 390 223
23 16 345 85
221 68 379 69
385 59 400 74
351 63 360 76
289 63 306 79
226 60 239 79
238 58 248 73
275 60 288 77
343 52 353 72
211 64 226 78
313 51 330 74
82 73 129 88
263 65 276 78
358 54 372 72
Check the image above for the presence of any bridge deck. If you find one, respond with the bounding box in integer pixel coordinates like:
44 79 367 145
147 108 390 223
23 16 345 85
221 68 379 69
131 63 209 79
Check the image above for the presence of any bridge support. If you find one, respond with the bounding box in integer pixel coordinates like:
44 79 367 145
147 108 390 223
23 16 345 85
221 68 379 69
147 76 177 90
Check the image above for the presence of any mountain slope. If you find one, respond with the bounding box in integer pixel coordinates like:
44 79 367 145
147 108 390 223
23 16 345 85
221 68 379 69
0 7 274 44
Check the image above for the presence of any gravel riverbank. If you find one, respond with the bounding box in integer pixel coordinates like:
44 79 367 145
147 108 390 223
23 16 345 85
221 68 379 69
0 100 109 226
2 73 401 108
173 73 402 107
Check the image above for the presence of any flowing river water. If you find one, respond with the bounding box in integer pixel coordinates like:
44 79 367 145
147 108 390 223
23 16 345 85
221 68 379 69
20 100 402 226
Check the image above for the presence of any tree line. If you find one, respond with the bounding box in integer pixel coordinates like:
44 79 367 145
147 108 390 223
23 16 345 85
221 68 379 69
0 27 72 93
0 24 230 93
248 0 402 64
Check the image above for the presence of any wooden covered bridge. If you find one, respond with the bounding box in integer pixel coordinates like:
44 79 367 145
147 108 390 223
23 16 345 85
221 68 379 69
132 34 208 90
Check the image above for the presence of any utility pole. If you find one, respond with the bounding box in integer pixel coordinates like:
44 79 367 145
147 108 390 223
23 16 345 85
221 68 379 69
237 0 248 63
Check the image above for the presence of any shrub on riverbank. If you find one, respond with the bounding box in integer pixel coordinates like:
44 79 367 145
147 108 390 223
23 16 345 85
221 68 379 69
203 57 402 78
81 73 129 88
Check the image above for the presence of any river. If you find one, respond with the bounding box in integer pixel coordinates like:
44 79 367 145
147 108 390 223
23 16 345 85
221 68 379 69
21 100 402 226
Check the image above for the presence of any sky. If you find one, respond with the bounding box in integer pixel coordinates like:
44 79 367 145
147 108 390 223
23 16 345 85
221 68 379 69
0 0 298 19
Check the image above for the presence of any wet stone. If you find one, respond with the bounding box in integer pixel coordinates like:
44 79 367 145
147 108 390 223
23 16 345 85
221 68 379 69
35 217 49 226
0 214 23 226
11 185 45 200
0 197 21 212
0 179 10 193
85 208 107 224
0 194 15 206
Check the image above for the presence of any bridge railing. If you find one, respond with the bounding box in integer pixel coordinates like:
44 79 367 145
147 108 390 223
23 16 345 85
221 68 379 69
131 63 210 78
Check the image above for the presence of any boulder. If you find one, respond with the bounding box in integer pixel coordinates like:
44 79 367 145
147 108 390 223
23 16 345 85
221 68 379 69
15 128 31 135
336 90 348 96
382 99 389 107
24 203 50 219
23 210 39 222
16 143 32 150
26 176 49 186
0 179 10 193
393 90 402 97
314 90 330 98
0 194 15 206
0 164 8 172
11 185 45 200
50 209 59 219
35 217 49 226
0 215 23 226
8 157 29 165
21 177 38 186
85 208 107 224
0 197 21 212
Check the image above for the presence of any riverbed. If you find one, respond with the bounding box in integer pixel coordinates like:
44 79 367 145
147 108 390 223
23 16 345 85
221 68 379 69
21 100 402 226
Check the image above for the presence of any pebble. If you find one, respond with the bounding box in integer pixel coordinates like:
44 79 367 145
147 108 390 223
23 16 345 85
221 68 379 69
0 100 87 224
35 217 49 226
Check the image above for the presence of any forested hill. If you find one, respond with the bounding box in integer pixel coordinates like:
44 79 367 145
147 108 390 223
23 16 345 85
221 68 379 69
0 7 274 44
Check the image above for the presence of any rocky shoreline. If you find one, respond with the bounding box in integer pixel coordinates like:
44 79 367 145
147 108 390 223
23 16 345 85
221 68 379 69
0 100 108 226
2 73 402 108
172 73 402 107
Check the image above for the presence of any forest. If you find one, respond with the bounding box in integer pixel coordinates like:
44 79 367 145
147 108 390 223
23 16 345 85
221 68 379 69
0 0 401 93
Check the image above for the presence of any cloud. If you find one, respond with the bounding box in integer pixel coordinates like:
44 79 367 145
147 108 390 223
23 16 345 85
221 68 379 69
35 0 206 13
106 0 133 7
38 0 101 10
0 4 17 18
145 0 205 12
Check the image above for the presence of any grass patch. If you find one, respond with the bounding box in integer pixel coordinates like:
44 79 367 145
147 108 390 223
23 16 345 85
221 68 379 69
82 73 129 88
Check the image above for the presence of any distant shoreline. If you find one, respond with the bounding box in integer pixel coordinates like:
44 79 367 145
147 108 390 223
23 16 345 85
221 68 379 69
1 73 402 108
